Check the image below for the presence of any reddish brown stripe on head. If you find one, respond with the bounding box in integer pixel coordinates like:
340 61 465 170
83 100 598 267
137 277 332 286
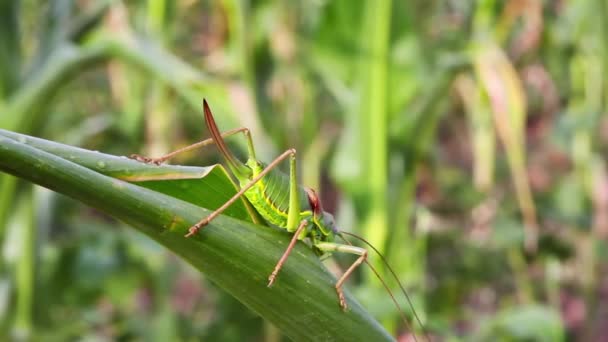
305 188 322 215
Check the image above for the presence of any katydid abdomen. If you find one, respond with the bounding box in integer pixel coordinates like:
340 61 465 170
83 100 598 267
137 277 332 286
242 158 314 234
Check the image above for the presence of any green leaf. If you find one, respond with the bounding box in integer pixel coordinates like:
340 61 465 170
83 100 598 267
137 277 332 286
0 129 256 223
0 131 394 341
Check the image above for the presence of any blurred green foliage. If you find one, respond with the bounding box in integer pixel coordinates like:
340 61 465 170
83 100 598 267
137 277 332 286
1 0 607 340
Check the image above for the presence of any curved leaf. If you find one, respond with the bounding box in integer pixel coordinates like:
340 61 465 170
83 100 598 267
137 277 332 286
0 132 394 341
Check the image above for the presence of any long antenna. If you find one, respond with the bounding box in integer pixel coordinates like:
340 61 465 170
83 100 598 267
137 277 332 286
339 231 430 342
339 234 418 342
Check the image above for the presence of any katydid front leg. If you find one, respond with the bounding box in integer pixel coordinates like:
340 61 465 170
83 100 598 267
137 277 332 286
315 242 368 311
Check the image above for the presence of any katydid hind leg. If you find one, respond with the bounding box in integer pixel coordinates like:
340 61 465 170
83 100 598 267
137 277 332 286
267 149 306 285
285 148 301 232
185 148 297 237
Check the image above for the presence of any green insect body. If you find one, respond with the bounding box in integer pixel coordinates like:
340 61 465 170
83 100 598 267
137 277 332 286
244 159 336 239
178 100 365 311
203 104 338 249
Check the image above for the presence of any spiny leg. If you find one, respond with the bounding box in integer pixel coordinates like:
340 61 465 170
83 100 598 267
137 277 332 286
185 148 297 237
314 242 368 311
268 219 308 287
130 127 252 165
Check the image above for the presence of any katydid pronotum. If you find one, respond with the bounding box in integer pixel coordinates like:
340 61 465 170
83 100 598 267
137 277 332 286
131 100 428 340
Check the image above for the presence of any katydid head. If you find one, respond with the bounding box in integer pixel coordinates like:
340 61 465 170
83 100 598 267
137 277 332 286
203 100 252 180
305 188 338 235
310 211 338 237
318 211 338 234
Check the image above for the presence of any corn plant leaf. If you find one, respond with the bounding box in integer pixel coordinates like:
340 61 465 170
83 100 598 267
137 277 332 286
0 131 394 342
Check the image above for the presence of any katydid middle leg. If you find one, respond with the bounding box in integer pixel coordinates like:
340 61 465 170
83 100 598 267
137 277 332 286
315 242 368 310
131 127 253 165
267 219 308 287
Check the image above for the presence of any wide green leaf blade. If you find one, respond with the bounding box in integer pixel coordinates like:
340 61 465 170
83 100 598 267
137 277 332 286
0 132 394 342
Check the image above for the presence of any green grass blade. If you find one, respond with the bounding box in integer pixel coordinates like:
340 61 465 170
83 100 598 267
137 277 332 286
359 0 392 261
0 133 394 342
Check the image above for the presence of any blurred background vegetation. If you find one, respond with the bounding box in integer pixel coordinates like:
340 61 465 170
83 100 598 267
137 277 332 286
0 0 606 340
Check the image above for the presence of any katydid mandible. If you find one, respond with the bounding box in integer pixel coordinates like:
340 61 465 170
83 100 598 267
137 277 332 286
132 100 427 339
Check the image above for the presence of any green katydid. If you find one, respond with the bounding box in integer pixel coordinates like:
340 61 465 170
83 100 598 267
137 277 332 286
132 100 428 340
